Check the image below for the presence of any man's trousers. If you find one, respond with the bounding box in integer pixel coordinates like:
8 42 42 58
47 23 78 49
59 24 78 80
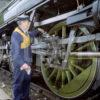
12 65 31 100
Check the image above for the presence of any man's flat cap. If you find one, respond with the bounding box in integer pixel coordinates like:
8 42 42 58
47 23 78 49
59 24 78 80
16 14 30 21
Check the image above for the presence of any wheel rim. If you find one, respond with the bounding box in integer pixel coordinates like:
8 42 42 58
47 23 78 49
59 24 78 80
0 39 3 63
41 22 97 98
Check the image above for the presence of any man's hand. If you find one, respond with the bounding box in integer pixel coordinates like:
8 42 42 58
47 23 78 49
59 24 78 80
20 63 29 70
20 63 31 75
37 28 45 34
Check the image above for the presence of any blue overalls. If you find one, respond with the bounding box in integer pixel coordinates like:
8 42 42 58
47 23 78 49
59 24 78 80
11 27 39 100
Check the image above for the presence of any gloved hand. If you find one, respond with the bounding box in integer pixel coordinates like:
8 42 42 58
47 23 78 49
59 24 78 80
37 28 48 38
20 63 31 75
37 28 45 34
25 66 31 75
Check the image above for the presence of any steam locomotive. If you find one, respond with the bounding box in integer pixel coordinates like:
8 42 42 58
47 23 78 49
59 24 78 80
0 0 100 99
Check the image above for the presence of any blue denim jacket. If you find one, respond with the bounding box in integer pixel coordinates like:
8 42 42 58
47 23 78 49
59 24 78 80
11 28 39 67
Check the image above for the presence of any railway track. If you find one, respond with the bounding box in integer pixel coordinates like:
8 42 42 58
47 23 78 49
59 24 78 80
0 68 61 100
0 67 100 100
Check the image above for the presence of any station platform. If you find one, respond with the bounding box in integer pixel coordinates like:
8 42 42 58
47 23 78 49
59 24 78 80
0 88 11 100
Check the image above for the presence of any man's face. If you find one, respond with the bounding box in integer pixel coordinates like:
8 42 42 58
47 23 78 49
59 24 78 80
21 20 30 32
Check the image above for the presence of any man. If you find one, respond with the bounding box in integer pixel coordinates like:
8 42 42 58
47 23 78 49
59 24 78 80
11 14 44 100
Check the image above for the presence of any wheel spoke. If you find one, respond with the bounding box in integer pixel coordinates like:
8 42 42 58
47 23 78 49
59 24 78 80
44 63 50 71
48 68 57 81
75 42 91 51
71 63 84 72
66 70 71 83
61 71 66 88
55 70 61 82
55 31 58 36
62 26 66 38
69 66 77 77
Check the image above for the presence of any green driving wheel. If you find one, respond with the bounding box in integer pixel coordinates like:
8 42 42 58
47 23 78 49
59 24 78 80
41 22 97 99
